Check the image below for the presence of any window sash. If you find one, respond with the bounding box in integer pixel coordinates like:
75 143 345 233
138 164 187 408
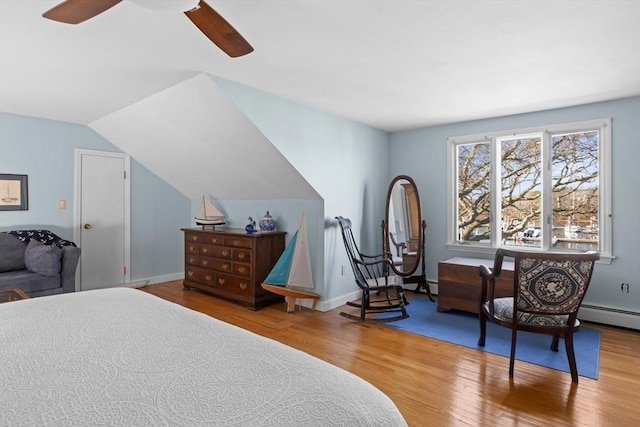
446 118 612 262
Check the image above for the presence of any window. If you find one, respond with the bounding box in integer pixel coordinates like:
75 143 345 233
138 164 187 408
447 119 612 261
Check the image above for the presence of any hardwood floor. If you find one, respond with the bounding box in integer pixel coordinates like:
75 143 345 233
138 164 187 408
142 281 640 427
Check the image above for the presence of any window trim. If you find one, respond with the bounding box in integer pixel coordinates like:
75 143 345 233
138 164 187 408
446 118 613 263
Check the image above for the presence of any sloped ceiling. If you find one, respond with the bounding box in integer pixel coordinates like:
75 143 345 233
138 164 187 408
89 73 320 200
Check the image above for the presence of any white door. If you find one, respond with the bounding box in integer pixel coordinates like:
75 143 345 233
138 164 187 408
75 149 130 291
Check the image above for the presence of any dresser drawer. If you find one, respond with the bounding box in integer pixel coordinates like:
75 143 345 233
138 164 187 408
199 256 232 273
206 235 225 246
216 273 252 297
200 244 231 259
186 254 200 266
185 242 199 254
233 249 251 263
227 237 252 249
233 262 252 277
185 232 202 243
185 266 216 287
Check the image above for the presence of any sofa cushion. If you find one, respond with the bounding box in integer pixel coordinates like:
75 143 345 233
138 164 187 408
0 233 27 273
0 269 61 294
24 240 62 277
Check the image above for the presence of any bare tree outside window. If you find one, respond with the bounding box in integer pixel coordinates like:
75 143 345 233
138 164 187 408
457 142 491 242
552 131 599 250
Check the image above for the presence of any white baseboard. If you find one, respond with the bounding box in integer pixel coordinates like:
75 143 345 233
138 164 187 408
123 272 184 289
579 304 640 330
309 289 361 312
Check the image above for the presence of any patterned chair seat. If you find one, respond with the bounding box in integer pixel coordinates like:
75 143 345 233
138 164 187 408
488 297 572 328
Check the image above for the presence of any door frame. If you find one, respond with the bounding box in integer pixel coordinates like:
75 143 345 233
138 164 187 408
74 149 131 291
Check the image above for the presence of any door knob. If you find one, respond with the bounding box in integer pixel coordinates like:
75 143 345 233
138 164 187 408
83 224 92 229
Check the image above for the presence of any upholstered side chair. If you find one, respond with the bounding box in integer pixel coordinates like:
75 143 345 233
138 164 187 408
478 249 599 383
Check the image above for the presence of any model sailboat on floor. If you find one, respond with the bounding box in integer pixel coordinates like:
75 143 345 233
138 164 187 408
261 213 319 312
195 196 225 229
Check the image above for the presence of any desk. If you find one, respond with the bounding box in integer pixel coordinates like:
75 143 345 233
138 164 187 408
437 257 513 313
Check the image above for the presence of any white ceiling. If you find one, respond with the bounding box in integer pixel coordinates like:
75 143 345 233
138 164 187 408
1 0 639 133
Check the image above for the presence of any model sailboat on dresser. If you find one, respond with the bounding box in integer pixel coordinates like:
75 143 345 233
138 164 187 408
261 213 319 312
195 196 225 228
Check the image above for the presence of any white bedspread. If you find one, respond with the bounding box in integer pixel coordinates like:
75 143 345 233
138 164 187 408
0 288 407 426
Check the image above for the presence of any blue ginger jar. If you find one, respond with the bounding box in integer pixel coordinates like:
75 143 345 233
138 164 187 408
259 211 277 232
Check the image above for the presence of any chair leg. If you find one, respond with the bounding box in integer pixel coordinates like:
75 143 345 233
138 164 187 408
564 332 579 383
478 308 487 346
398 288 408 318
550 334 560 352
360 291 369 320
509 328 518 378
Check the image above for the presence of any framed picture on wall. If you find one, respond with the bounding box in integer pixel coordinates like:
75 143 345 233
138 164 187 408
0 174 28 211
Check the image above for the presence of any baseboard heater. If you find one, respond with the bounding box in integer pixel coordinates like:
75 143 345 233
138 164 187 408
579 304 640 331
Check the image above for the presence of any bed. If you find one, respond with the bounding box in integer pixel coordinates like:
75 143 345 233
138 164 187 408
0 288 407 426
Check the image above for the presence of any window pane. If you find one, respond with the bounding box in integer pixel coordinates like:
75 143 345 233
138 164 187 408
457 142 491 243
551 131 599 251
500 137 542 248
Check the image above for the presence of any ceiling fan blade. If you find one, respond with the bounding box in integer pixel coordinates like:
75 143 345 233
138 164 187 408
184 1 253 58
42 0 123 24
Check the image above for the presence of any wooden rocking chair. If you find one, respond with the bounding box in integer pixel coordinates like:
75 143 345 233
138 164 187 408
336 216 409 322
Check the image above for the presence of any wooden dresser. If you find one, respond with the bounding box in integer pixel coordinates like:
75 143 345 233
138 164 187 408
437 257 514 314
181 228 286 310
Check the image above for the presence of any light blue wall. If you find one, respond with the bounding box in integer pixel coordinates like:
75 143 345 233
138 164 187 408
212 75 391 301
390 96 640 312
0 112 190 282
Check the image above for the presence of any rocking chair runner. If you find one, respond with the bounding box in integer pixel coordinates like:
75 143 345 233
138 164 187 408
478 248 599 383
335 216 409 322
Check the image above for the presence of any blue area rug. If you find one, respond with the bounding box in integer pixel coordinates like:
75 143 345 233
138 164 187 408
380 297 600 379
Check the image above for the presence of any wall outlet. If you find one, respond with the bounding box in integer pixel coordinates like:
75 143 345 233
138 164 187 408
58 199 66 209
621 283 630 293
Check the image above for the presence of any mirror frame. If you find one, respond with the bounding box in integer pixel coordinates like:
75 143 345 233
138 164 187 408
383 175 423 277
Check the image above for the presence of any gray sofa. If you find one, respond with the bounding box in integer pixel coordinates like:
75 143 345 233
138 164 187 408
0 230 80 298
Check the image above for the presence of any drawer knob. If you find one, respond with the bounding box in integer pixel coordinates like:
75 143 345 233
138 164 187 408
191 235 198 241
189 257 196 263
222 250 229 256
238 266 246 273
205 275 212 282
237 253 245 259
212 238 218 243
202 260 208 266
187 271 194 277
218 278 226 285
202 248 208 253
239 283 248 290
223 265 229 270
233 240 241 246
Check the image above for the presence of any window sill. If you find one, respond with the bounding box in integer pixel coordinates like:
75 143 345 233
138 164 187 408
445 243 614 264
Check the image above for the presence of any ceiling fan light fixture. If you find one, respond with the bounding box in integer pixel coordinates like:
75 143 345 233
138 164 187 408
130 0 200 13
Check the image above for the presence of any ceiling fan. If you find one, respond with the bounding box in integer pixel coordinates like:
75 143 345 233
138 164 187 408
42 0 254 58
